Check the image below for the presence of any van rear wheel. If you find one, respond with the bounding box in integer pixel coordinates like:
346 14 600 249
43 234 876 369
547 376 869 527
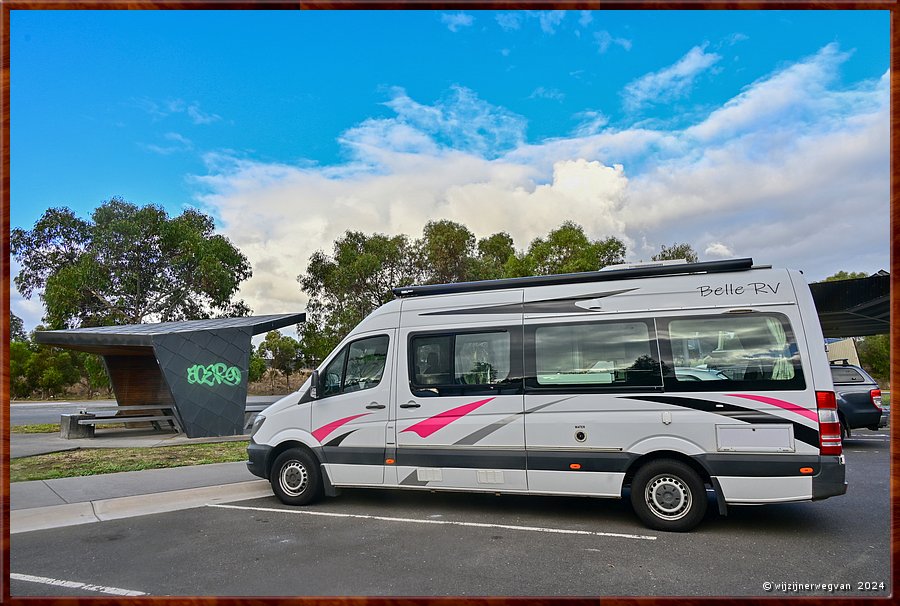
630 459 707 532
270 448 323 506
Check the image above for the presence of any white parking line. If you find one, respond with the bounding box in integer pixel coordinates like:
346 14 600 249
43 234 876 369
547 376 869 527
208 503 657 541
10 573 147 596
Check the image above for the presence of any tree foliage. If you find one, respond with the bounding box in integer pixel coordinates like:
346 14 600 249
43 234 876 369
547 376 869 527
11 198 252 328
473 232 516 280
258 330 302 389
11 313 27 342
420 220 476 284
297 220 628 358
9 340 35 399
248 350 268 384
652 242 699 263
298 231 422 359
506 221 625 277
824 270 868 282
9 331 111 399
15 341 81 398
77 352 112 399
857 334 890 387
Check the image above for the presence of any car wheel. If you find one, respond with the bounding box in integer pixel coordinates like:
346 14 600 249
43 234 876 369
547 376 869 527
270 448 323 506
630 459 708 532
840 422 848 441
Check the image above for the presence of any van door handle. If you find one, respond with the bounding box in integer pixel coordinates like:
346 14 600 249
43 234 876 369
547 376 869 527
400 401 420 409
366 402 386 410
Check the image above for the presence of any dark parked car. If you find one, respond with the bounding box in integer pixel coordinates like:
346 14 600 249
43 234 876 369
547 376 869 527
830 359 886 438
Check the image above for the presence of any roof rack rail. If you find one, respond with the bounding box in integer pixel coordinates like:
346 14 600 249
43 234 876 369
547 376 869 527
393 257 756 298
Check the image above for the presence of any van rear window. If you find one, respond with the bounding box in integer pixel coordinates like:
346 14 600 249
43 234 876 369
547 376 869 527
662 313 805 391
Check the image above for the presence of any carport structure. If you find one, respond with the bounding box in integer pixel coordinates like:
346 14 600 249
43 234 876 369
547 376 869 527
808 272 890 338
34 314 304 438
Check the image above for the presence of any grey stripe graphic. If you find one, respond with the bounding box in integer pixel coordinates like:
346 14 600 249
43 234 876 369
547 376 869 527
400 471 430 486
420 289 637 316
453 397 575 446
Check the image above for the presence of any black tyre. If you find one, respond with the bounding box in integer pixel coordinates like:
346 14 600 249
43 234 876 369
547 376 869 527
840 422 849 440
270 448 323 506
630 459 708 532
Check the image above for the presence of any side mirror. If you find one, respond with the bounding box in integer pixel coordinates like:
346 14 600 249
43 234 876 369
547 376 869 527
310 370 320 399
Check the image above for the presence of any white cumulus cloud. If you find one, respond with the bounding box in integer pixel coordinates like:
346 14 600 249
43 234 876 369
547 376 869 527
495 13 523 31
705 242 734 258
536 11 566 34
441 12 474 32
595 30 632 53
623 45 721 112
188 44 887 317
529 87 565 102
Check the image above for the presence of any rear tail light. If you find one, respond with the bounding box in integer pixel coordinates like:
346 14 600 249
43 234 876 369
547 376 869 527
871 389 883 410
816 390 842 456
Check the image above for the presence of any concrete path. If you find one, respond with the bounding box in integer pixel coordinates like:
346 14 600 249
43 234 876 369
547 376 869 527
11 462 272 534
10 428 277 534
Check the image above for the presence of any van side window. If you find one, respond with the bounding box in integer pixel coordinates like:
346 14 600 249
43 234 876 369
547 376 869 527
320 335 389 398
455 332 510 385
662 314 805 391
530 321 661 389
322 348 347 398
344 336 390 392
410 331 512 391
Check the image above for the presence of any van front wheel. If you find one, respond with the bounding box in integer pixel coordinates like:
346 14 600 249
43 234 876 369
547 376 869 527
630 459 707 532
270 448 322 506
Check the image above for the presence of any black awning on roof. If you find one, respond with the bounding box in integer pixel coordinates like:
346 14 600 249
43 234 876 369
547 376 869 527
809 274 889 338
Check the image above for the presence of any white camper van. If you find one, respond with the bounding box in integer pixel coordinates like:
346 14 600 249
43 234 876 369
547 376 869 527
248 258 846 531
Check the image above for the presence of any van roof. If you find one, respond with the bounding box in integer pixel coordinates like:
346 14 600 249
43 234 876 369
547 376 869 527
393 257 765 298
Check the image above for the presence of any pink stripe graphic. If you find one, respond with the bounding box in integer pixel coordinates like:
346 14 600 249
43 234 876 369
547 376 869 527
312 413 371 442
727 393 818 422
401 397 496 439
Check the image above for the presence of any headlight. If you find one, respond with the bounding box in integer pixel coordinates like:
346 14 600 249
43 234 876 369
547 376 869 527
249 414 266 439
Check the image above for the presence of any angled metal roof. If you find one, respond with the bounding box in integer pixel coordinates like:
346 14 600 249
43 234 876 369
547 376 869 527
809 274 889 338
34 313 306 348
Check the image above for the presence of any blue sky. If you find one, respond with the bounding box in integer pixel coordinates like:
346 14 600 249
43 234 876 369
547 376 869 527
11 10 890 329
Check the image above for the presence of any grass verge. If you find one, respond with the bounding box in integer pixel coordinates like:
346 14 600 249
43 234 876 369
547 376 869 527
12 424 62 434
11 423 124 434
11 441 250 482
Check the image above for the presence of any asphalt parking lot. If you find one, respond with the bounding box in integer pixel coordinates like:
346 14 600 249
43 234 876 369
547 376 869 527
11 430 891 597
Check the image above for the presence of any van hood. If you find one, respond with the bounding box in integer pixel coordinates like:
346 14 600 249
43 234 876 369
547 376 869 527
260 376 311 415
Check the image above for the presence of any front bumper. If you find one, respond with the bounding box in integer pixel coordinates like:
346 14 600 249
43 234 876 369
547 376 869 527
812 455 847 500
247 442 273 479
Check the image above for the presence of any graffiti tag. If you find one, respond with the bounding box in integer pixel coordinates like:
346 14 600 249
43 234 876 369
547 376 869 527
187 363 242 386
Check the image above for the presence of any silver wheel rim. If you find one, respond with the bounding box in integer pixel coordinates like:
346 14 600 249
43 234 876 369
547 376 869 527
645 474 692 521
279 461 309 497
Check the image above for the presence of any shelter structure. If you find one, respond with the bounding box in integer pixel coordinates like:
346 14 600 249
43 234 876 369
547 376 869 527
34 314 304 438
809 272 889 338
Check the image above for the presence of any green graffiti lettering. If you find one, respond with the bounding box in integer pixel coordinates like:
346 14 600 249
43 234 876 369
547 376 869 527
187 363 242 387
